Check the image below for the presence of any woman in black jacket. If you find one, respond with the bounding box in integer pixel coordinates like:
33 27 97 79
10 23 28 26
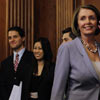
29 37 55 100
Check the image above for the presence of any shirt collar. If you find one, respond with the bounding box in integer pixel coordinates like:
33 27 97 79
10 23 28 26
13 48 25 62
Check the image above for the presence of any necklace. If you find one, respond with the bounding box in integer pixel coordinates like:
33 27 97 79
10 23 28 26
81 39 98 53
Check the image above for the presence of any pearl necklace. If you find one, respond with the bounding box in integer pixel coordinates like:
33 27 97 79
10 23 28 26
81 39 98 53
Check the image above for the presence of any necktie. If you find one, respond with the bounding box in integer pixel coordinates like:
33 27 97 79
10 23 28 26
14 54 19 71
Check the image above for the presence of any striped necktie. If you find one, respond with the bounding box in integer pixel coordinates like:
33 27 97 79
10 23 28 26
14 54 19 71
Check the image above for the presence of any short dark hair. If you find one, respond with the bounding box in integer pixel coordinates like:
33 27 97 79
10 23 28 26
72 4 100 36
34 37 53 62
62 27 76 40
62 27 72 34
8 26 25 37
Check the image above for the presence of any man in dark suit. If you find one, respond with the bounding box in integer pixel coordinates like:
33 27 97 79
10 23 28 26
0 26 34 100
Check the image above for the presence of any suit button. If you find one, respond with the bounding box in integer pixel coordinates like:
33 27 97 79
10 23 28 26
14 77 16 79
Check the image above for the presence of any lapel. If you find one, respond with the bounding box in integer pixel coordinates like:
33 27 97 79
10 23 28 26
16 50 28 74
39 65 48 81
75 37 100 81
39 63 50 84
9 55 15 72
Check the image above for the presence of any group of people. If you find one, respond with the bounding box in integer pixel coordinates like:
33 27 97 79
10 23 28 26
0 27 55 100
0 4 100 100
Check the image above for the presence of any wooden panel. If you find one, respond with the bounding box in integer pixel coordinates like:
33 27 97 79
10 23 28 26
84 0 100 10
0 0 6 61
75 0 100 10
56 0 74 48
0 0 34 62
34 0 56 61
34 0 74 61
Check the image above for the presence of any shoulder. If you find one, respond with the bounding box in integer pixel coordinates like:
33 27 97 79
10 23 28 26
45 62 55 72
1 55 12 64
0 56 13 71
24 49 33 55
45 61 55 68
23 49 34 59
56 37 82 60
58 38 78 53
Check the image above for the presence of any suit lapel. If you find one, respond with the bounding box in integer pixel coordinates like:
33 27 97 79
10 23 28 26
39 65 48 82
8 55 15 72
75 37 99 81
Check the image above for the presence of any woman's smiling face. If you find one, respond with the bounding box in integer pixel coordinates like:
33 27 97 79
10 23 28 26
78 8 98 36
33 42 44 61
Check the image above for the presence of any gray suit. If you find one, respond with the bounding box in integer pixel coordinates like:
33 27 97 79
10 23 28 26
50 37 100 100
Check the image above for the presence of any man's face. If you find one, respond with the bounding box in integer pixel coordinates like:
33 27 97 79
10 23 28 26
8 30 25 52
62 32 72 43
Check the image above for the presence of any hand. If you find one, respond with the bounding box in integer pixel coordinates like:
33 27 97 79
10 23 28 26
30 92 38 99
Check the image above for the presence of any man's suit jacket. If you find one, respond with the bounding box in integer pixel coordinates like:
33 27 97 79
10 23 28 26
0 49 34 100
50 37 100 100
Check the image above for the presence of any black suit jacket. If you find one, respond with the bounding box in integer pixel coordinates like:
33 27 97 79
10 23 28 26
0 49 34 100
38 62 55 100
29 62 55 100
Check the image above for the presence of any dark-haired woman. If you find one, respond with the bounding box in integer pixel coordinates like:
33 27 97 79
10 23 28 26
29 37 55 100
